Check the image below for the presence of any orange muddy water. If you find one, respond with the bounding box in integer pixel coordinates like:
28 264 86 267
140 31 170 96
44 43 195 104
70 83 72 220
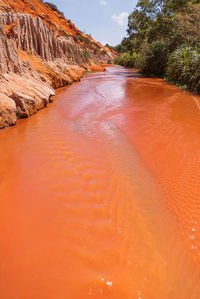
1 66 200 298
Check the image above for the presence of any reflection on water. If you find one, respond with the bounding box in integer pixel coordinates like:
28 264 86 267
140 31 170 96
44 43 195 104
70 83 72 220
0 67 200 298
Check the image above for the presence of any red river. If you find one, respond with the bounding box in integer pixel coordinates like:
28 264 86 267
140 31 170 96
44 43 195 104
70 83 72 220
1 66 200 298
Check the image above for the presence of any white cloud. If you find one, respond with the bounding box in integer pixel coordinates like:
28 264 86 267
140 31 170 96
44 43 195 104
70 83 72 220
100 0 107 5
111 12 129 26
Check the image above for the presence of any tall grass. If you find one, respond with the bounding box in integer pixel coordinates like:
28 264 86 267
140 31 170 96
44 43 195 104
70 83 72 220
166 46 200 93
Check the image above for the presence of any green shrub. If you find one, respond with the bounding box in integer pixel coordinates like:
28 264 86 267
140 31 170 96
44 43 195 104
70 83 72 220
77 34 84 42
83 50 90 61
166 46 200 93
64 32 69 38
137 40 169 76
44 2 64 16
115 52 137 68
77 34 92 47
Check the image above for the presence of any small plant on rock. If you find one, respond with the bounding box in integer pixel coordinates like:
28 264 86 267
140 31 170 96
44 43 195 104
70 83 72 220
83 50 90 61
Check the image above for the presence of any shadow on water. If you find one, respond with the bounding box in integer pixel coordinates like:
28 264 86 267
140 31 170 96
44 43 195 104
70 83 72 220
91 66 148 79
115 72 143 79
111 69 149 79
93 72 144 80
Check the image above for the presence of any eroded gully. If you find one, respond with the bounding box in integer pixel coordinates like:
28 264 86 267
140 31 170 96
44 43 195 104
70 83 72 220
1 66 200 298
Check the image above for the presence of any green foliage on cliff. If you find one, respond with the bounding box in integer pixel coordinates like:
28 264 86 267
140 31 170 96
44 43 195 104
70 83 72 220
115 0 200 93
42 1 64 16
77 34 92 46
83 50 90 61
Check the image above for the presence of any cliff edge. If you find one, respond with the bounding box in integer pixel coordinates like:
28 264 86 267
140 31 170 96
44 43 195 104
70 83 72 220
0 0 117 128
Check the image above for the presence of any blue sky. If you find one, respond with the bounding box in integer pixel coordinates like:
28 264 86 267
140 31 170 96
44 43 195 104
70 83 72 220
52 0 138 46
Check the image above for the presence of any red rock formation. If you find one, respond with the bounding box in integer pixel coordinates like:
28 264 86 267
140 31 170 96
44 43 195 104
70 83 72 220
0 23 22 73
4 19 18 38
0 93 17 128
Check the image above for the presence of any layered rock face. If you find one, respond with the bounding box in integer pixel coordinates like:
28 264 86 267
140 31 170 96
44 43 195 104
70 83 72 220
0 2 117 129
0 13 86 63
0 94 17 129
0 22 22 73
0 19 55 128
1 13 114 64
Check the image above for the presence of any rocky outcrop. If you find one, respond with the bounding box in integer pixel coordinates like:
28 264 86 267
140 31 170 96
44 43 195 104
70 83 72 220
10 93 38 118
0 93 17 128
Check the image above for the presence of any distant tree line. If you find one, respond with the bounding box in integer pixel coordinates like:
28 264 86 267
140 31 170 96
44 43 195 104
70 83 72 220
115 0 200 93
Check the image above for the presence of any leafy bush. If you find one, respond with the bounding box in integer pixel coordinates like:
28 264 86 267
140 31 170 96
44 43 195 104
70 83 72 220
137 40 169 76
166 46 200 93
115 52 137 68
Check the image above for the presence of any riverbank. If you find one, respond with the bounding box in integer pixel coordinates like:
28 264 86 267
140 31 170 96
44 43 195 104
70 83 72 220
0 61 106 130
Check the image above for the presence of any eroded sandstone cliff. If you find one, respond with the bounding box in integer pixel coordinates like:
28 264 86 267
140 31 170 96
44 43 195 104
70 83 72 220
0 0 116 128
